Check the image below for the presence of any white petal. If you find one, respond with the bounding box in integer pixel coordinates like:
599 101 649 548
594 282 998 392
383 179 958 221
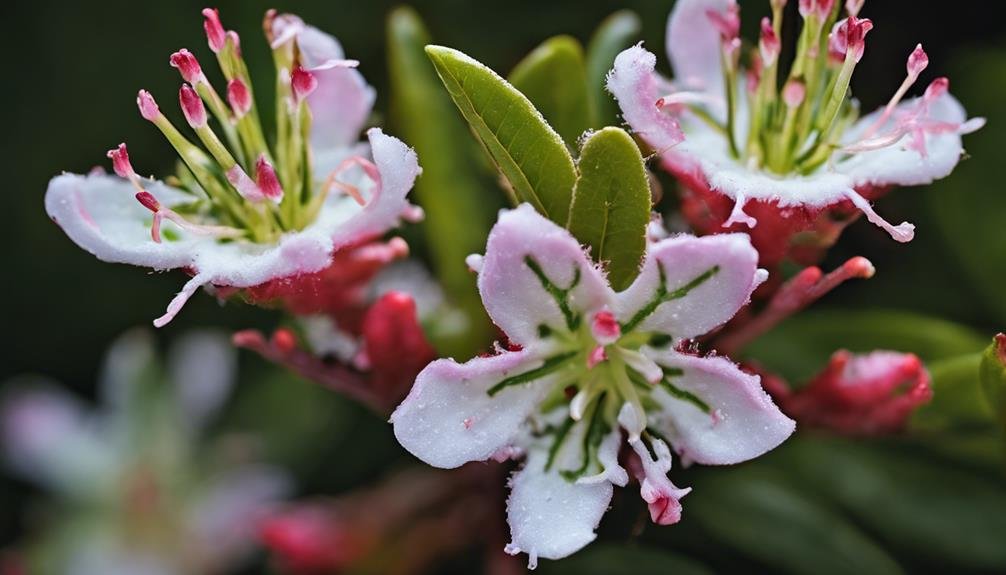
297 24 377 151
607 45 684 152
392 348 552 469
576 428 629 487
645 351 794 466
666 0 733 95
838 92 969 189
615 233 760 340
478 204 613 346
505 447 613 568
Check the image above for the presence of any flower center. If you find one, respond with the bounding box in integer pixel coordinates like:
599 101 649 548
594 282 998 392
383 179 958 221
663 1 965 176
111 9 372 245
488 256 719 481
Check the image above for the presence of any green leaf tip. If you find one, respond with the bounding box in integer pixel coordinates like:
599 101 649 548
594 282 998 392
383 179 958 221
423 44 577 225
569 126 651 292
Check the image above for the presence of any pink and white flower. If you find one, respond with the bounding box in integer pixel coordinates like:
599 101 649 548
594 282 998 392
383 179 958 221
607 0 982 249
44 9 420 327
391 205 794 568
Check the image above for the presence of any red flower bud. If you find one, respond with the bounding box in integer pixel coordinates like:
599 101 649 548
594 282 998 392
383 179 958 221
179 84 207 128
137 90 160 122
169 49 205 84
202 8 226 53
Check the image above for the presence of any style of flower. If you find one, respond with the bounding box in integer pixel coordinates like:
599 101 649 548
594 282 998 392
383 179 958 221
392 205 795 568
44 9 420 327
1 330 288 574
607 0 982 253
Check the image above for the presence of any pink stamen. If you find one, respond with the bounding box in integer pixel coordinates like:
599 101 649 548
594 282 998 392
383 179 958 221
202 8 226 53
226 165 266 202
227 78 252 118
255 154 284 202
137 90 160 122
291 66 318 104
587 346 607 370
154 274 209 328
706 2 741 42
783 80 806 108
179 84 207 128
169 49 206 85
723 193 757 228
226 31 242 57
590 310 621 345
843 189 915 242
135 190 161 212
322 156 381 206
846 0 865 17
106 143 136 181
759 17 781 66
862 44 929 139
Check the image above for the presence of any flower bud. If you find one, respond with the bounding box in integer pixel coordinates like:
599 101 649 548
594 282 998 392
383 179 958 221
907 44 929 79
759 17 781 66
227 78 252 118
255 154 284 202
783 80 806 108
106 143 135 179
291 66 318 103
202 8 226 53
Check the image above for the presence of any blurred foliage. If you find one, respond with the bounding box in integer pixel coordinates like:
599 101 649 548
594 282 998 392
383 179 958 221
3 1 1006 573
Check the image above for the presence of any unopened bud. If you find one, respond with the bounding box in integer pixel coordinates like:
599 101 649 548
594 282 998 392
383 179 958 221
759 17 781 66
179 84 207 128
707 2 741 41
907 44 929 79
255 154 284 202
783 80 806 108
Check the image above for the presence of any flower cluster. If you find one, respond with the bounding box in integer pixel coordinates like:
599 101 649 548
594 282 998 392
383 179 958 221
45 9 420 327
607 0 982 268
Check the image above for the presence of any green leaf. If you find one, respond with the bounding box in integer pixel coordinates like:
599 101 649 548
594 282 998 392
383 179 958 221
687 466 903 575
386 7 494 359
742 309 987 382
424 45 577 224
926 48 1006 324
541 544 712 575
783 437 1006 571
568 127 651 290
586 10 641 127
508 36 593 149
911 353 995 432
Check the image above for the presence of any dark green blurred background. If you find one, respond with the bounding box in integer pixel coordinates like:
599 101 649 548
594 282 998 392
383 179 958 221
3 0 1006 564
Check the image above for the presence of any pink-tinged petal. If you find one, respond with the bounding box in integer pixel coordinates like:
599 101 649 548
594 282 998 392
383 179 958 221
391 349 551 469
168 330 236 431
839 91 972 189
292 22 376 151
477 204 612 346
607 45 685 152
504 447 614 569
615 233 761 340
666 0 734 94
644 351 795 466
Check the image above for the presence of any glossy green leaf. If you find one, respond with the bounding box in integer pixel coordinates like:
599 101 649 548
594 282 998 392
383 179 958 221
542 544 712 575
925 49 1006 324
586 10 641 127
425 45 577 224
568 127 651 291
743 309 986 382
508 36 592 149
783 437 1006 571
387 8 494 359
687 466 903 575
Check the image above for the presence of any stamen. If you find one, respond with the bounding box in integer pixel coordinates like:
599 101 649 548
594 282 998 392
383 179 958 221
846 0 865 17
843 188 915 242
706 2 741 42
759 17 780 67
322 156 382 206
202 8 226 53
255 154 284 202
137 90 160 121
179 83 208 128
134 190 243 243
106 143 138 183
154 273 209 328
586 346 607 369
783 80 806 108
861 44 929 139
723 193 757 228
227 78 252 118
169 49 207 85
290 66 318 104
590 310 621 345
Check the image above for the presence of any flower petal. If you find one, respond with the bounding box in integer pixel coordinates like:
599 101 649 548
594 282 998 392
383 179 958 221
392 349 551 469
839 92 970 189
607 45 684 152
478 204 612 346
615 233 761 340
505 447 613 568
666 0 732 94
168 330 236 431
644 351 795 465
294 23 376 151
